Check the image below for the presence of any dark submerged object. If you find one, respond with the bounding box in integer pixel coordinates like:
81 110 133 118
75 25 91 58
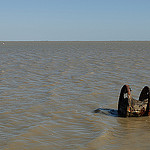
118 85 150 117
94 108 118 117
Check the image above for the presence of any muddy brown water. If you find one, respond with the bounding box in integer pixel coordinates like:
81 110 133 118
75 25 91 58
1 41 150 150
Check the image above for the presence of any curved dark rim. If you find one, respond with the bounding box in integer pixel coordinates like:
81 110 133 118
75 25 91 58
118 85 131 117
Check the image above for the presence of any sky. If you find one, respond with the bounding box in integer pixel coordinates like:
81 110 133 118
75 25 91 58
0 0 150 41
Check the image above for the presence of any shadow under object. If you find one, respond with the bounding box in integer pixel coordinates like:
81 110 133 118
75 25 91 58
118 85 150 117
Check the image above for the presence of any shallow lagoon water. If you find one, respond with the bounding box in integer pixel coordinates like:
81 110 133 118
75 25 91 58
1 41 150 150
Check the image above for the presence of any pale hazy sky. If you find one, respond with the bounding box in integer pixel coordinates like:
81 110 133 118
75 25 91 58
0 0 150 41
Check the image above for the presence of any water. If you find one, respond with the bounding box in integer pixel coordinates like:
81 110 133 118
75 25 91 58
0 41 150 150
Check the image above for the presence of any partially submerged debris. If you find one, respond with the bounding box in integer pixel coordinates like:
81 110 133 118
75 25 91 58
94 85 150 117
118 85 150 117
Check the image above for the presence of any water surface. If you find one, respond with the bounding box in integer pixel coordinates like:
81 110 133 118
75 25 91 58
1 41 150 150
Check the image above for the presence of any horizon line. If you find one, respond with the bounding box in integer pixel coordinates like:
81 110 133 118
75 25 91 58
1 40 150 42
